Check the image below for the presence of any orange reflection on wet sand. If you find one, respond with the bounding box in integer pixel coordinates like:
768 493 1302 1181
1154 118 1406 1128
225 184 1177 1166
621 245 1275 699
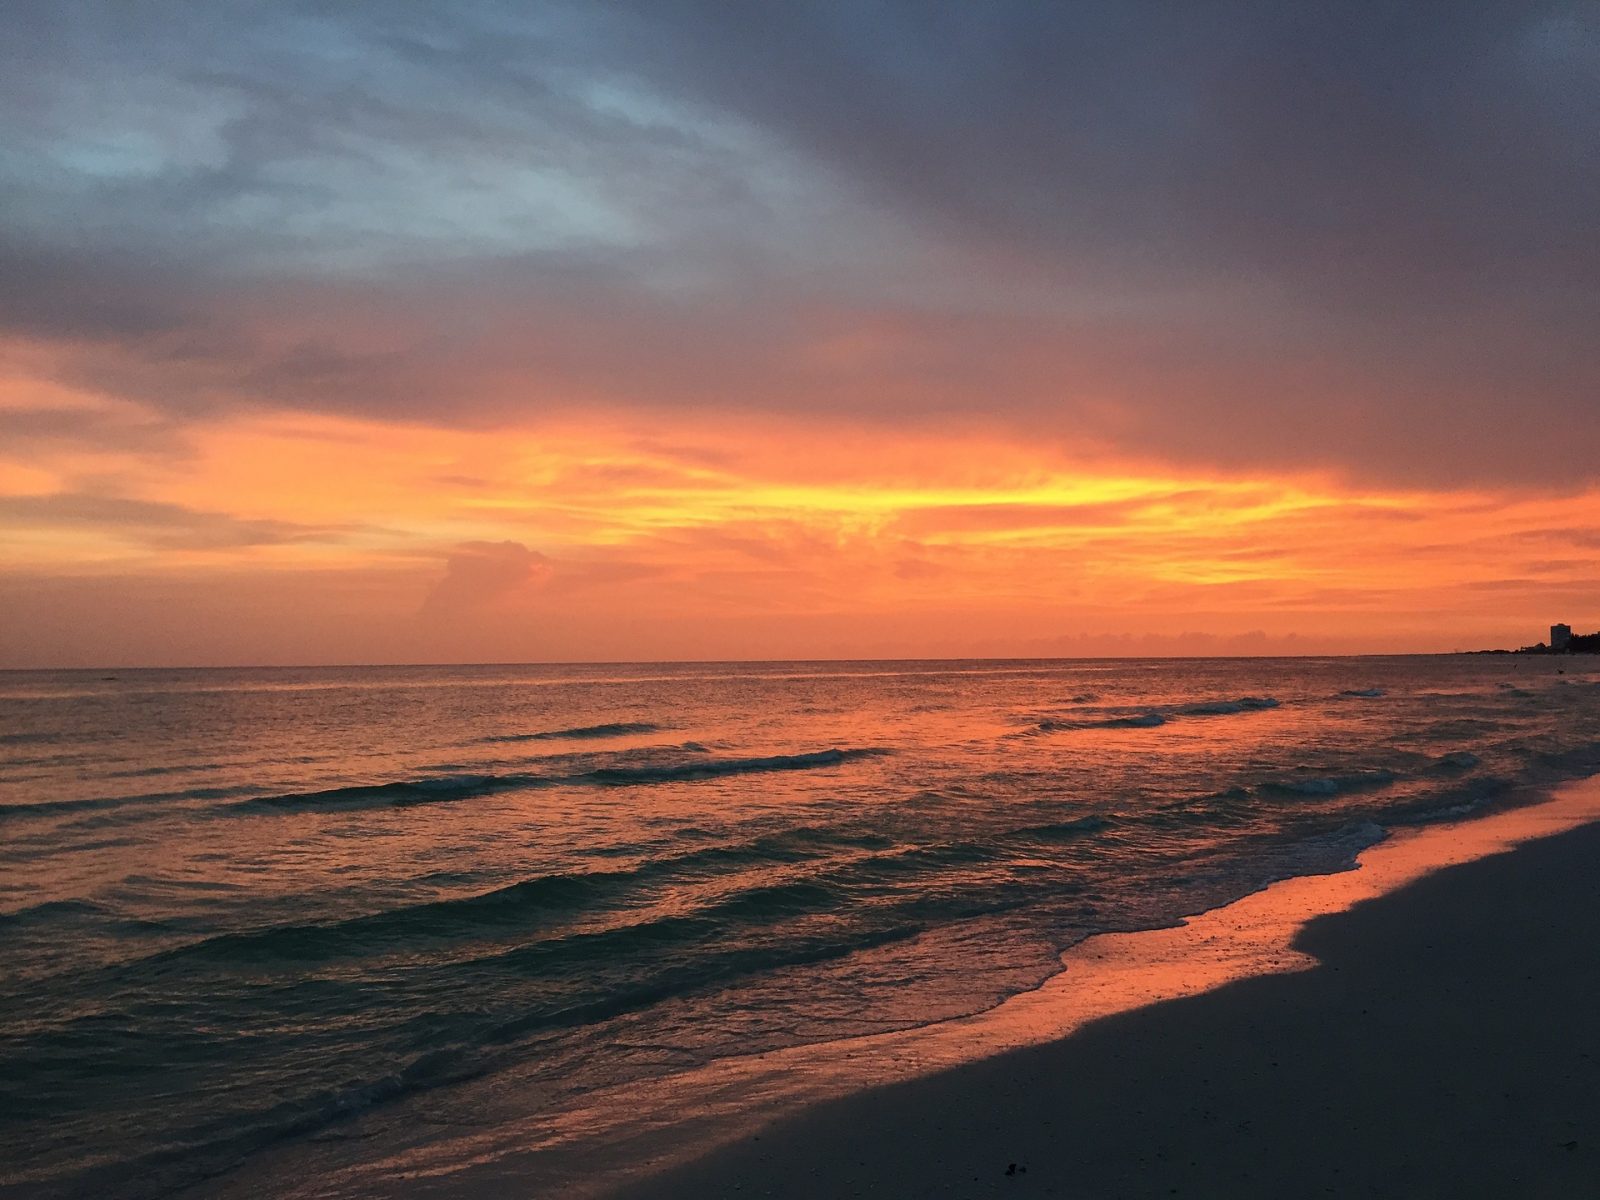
209 776 1600 1200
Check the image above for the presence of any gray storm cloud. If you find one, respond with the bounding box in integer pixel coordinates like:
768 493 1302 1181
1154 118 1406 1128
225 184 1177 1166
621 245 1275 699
2 0 1595 484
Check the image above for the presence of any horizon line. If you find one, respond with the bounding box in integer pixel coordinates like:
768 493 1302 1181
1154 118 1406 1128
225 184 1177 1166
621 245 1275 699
0 651 1486 674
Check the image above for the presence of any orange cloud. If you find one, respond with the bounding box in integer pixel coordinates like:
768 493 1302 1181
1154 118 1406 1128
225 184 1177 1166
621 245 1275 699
422 541 552 616
2 376 1598 665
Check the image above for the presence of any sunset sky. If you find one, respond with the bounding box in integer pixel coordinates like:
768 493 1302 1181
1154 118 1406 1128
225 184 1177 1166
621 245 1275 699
3 1 1597 666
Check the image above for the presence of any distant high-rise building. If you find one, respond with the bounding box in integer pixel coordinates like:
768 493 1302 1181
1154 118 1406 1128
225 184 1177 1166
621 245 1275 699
1552 623 1573 651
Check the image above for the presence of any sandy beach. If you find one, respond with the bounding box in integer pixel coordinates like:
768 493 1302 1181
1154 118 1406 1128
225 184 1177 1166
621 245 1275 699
175 776 1600 1200
615 781 1600 1199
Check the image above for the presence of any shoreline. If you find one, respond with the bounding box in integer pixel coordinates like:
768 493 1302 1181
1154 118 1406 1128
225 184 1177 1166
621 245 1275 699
614 774 1600 1199
195 774 1600 1200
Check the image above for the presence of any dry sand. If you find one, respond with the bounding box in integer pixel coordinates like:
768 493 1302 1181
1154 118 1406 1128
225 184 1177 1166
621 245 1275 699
614 788 1600 1199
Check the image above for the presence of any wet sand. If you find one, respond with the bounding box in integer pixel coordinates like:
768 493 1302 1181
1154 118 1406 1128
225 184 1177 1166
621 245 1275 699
616 787 1600 1198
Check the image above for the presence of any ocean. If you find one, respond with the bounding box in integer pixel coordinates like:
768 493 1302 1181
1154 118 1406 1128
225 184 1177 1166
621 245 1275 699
2 656 1598 1198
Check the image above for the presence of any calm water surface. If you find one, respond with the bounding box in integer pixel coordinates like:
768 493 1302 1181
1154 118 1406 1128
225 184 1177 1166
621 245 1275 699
2 656 1598 1197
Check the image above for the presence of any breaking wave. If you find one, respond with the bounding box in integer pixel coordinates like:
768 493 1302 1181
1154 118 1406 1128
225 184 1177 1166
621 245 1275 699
1259 769 1398 798
234 749 887 812
1029 696 1279 734
479 722 665 744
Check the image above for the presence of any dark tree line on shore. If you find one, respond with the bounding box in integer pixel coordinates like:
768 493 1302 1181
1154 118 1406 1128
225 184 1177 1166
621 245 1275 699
1516 631 1598 654
1470 630 1600 655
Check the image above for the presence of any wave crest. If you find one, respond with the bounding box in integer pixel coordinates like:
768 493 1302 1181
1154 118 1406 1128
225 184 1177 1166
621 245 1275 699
480 722 664 744
235 748 887 812
1260 769 1397 798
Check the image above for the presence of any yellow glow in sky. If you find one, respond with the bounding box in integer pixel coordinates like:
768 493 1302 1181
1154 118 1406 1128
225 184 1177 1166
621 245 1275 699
4 376 1598 666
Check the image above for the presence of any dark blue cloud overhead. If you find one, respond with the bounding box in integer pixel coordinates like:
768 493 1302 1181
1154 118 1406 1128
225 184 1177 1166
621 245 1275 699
2 0 1596 483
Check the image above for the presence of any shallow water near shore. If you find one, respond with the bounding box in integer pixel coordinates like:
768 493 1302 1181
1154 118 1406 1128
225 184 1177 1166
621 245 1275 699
3 656 1598 1197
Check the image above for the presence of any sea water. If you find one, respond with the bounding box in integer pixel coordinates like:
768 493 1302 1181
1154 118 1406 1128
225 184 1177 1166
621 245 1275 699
2 656 1597 1197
